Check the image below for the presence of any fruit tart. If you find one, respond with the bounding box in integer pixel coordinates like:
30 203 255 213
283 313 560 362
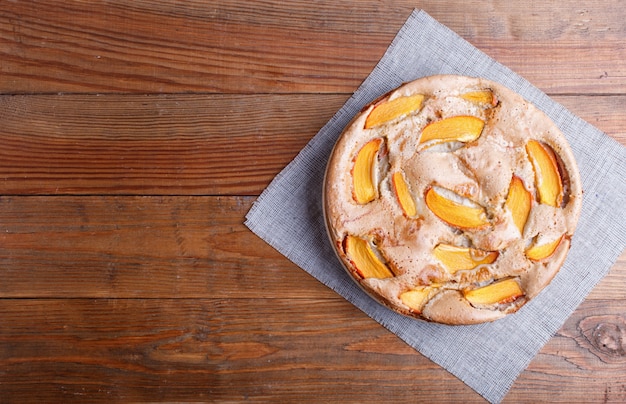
324 75 582 324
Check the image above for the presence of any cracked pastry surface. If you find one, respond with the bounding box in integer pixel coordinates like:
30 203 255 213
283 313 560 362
324 75 582 325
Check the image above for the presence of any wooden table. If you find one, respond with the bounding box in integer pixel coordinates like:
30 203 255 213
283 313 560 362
1 1 625 402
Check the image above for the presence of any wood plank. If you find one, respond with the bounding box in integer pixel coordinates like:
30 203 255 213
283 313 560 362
510 299 626 403
0 93 346 195
0 195 332 299
0 298 479 402
556 96 626 143
0 195 623 301
2 3 623 402
0 297 623 402
0 94 624 196
2 1 626 94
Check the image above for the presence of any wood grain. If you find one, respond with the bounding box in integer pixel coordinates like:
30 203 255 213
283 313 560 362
515 300 626 403
0 195 331 299
0 94 624 196
0 195 623 301
0 93 343 195
0 298 472 402
0 297 623 402
3 1 626 94
1 1 625 402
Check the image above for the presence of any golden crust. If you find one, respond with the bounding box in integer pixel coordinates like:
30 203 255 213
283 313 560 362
323 75 582 325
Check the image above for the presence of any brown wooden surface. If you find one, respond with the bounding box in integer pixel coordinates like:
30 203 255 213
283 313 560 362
1 1 625 402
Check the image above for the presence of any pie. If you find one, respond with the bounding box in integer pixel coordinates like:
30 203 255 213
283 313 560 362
323 75 582 325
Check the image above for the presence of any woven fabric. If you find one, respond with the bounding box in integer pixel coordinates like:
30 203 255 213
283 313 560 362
245 9 626 403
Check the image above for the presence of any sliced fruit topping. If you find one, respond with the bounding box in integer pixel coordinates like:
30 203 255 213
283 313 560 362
419 115 485 145
526 140 564 207
464 278 524 306
433 244 499 274
460 90 497 106
526 234 564 261
392 171 417 217
505 175 532 235
425 187 490 230
352 138 382 204
364 94 425 129
344 235 394 279
400 287 434 313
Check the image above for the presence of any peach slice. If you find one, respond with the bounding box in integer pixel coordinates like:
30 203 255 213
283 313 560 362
400 287 434 313
344 235 394 279
364 94 425 129
464 278 524 306
433 244 499 274
419 116 485 145
425 187 490 230
352 138 382 204
392 171 417 217
526 234 564 261
460 90 497 106
526 140 564 207
505 175 532 235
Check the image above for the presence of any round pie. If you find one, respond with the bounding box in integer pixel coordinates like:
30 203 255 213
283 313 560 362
323 75 582 325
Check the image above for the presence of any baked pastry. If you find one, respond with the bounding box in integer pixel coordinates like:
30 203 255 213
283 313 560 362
324 75 582 325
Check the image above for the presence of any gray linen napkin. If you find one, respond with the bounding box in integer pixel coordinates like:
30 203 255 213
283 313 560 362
245 9 626 403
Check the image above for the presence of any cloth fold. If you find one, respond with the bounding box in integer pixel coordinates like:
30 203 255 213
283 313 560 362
245 9 626 403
